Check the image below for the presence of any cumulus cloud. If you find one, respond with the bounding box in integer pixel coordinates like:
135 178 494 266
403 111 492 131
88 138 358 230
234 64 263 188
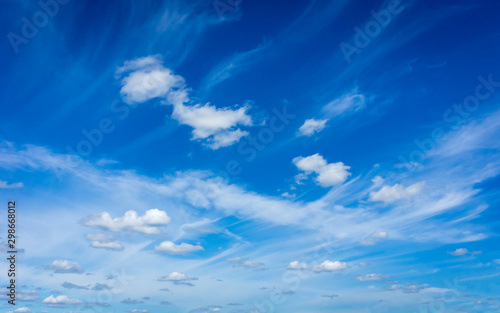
293 153 351 187
116 56 254 149
447 248 482 256
154 241 204 254
287 261 309 270
83 209 171 235
298 119 327 136
313 260 347 272
158 272 198 286
86 234 123 251
121 298 143 304
42 295 82 307
49 260 84 274
356 273 390 281
369 182 425 204
61 282 88 290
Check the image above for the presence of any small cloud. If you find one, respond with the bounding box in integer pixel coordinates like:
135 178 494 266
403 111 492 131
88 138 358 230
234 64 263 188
121 298 143 305
369 182 424 204
298 119 327 136
86 234 123 251
49 260 84 274
293 153 351 187
83 209 171 235
356 273 390 281
322 89 366 118
61 282 88 290
287 261 308 270
128 310 149 313
158 272 198 286
447 248 482 256
369 231 388 239
313 260 347 272
227 257 264 269
322 293 338 299
155 241 204 255
0 180 23 189
42 295 82 307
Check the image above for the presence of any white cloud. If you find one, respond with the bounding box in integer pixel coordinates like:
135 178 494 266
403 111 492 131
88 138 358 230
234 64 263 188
369 182 425 203
0 180 23 188
83 209 171 235
49 260 84 274
447 248 482 256
7 308 31 313
356 273 390 281
293 153 351 187
116 56 254 149
86 234 123 251
129 310 149 313
158 272 197 284
227 257 264 269
287 261 308 270
42 295 82 307
312 260 347 272
369 231 388 239
298 119 327 136
116 55 185 104
154 241 204 254
322 89 365 118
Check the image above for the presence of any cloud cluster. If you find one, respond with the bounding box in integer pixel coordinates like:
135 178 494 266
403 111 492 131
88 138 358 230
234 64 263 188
83 209 171 235
293 153 351 187
116 55 254 149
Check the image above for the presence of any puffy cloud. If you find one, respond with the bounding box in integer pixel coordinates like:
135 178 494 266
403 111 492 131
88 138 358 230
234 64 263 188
116 56 254 149
369 182 425 204
447 248 482 256
83 209 171 235
42 295 82 307
312 260 347 272
158 272 198 286
86 234 123 251
298 119 327 136
356 273 390 281
154 241 204 254
293 153 351 187
287 261 308 270
116 55 185 104
49 260 84 274
0 180 23 188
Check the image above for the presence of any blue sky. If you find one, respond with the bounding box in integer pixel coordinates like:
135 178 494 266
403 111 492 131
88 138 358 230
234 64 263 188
1 0 500 312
